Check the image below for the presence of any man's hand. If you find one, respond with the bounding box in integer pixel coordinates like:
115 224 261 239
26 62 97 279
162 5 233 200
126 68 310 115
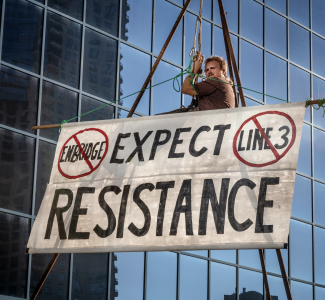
193 52 204 74
181 51 204 96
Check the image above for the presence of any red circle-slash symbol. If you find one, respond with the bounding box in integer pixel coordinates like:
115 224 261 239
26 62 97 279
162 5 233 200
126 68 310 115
58 128 109 179
233 111 296 167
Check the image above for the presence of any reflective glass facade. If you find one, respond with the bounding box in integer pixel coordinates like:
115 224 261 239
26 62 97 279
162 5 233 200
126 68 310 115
0 0 324 299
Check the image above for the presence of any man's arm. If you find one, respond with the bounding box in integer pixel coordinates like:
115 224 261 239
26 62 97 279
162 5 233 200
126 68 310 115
181 75 198 96
181 52 204 96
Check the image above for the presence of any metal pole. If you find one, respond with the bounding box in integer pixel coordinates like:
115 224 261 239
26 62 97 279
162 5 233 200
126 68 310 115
29 253 60 300
258 249 272 300
127 0 192 118
276 249 293 300
217 0 246 107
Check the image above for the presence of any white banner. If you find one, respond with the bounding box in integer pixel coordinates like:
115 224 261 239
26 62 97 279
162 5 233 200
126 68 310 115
28 102 306 253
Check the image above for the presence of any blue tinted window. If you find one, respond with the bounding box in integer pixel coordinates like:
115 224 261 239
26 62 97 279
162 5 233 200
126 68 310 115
314 128 325 182
147 252 177 300
188 0 212 19
241 0 263 46
290 220 312 281
291 175 312 221
81 95 115 121
211 250 236 264
314 181 325 226
155 0 182 65
35 141 56 215
122 0 152 51
44 12 82 89
0 128 35 215
265 0 286 15
268 275 287 300
83 28 117 101
180 255 207 300
210 262 236 299
312 34 325 78
297 124 311 176
241 41 263 101
119 44 151 115
152 61 181 114
40 81 78 142
214 26 238 65
265 248 288 275
265 9 287 58
112 252 144 300
2 0 43 74
0 65 39 134
289 64 311 122
86 0 119 36
312 0 325 37
239 250 261 270
289 0 309 27
315 227 325 285
291 280 313 300
48 0 83 21
0 212 30 298
72 253 108 300
289 22 310 70
313 76 325 129
214 0 238 33
239 269 263 297
185 13 211 67
316 286 325 300
265 53 287 105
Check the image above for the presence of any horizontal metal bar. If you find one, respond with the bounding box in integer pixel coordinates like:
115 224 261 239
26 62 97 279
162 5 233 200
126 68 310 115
0 208 33 219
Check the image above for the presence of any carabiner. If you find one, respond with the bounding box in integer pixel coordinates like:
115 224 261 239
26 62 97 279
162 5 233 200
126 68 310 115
189 48 196 57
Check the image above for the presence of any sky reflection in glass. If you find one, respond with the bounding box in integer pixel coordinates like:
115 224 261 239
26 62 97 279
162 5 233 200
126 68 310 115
290 220 313 282
291 174 312 221
147 252 177 300
180 255 207 300
241 41 263 101
119 44 150 115
155 0 182 65
265 53 287 104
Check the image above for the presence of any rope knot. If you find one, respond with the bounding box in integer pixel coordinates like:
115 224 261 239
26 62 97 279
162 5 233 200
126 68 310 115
59 120 67 133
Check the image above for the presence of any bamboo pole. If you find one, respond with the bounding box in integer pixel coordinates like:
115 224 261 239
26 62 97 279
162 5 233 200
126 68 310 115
29 253 59 300
217 0 246 107
32 124 60 130
276 249 293 300
259 249 272 300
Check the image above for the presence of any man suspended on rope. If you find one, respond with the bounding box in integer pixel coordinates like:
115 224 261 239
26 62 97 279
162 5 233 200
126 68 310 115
181 52 235 111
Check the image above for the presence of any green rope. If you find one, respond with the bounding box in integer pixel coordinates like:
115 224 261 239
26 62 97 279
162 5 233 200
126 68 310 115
58 56 322 133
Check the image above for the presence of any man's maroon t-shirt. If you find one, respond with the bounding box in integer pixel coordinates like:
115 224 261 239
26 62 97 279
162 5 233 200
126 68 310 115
194 77 235 110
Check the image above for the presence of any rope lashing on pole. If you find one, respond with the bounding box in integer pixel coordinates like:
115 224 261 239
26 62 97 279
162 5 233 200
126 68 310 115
305 98 325 116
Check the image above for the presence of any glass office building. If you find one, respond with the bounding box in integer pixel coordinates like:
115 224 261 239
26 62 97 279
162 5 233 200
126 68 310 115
0 0 325 299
